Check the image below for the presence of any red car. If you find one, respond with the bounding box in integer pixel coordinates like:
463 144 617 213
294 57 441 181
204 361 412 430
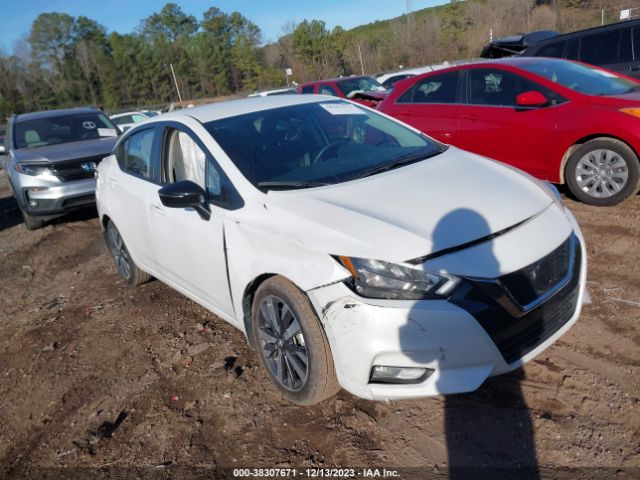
378 57 640 206
298 76 388 108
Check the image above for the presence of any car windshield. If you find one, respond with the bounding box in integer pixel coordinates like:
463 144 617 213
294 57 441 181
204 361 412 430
520 59 638 96
337 77 386 98
14 112 118 149
205 100 444 189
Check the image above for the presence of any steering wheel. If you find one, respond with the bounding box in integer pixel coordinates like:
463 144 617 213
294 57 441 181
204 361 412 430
312 140 348 164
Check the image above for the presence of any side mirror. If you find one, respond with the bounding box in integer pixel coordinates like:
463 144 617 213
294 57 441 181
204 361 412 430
516 90 548 108
158 180 210 220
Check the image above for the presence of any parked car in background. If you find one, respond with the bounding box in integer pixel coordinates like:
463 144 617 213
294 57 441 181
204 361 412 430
481 30 559 59
248 87 297 97
110 111 152 132
379 57 640 206
96 95 586 405
376 66 439 90
5 107 120 229
298 76 388 107
522 19 640 79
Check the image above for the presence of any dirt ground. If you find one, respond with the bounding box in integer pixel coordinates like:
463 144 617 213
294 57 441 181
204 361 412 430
0 168 638 480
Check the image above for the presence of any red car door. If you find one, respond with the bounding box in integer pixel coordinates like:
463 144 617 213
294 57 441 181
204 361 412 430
384 70 462 145
456 67 561 180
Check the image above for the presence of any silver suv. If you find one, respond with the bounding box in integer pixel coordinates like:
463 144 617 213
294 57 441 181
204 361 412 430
3 108 120 229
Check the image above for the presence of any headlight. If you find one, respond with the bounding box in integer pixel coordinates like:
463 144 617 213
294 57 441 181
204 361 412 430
15 163 53 177
337 256 460 300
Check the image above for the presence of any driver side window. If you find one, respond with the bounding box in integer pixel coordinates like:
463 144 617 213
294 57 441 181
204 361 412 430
163 128 206 189
161 126 228 204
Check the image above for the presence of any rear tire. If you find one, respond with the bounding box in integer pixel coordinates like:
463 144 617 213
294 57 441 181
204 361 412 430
105 220 150 286
20 208 45 230
251 276 340 405
565 138 640 206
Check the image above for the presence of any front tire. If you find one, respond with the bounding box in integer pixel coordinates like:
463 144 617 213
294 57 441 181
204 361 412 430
565 138 640 206
105 220 150 286
20 208 45 230
251 276 340 405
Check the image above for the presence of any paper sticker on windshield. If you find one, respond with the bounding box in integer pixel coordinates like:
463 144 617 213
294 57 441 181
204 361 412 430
83 121 97 129
320 103 366 115
97 128 118 137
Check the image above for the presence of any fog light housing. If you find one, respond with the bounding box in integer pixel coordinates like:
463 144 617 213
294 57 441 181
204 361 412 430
369 365 434 384
28 200 39 208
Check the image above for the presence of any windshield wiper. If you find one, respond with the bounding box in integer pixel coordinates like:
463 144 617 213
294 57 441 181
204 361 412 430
356 150 440 180
257 181 331 190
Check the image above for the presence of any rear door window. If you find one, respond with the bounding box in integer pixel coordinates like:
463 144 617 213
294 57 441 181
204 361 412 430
300 85 315 94
397 71 459 104
566 39 580 60
536 40 566 58
581 28 631 65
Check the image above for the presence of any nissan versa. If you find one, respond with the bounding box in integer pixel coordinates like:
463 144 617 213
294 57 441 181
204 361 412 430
5 107 120 229
95 95 587 405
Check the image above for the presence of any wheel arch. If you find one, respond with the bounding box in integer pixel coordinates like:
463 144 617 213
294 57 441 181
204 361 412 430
100 213 112 231
559 134 639 184
241 273 276 348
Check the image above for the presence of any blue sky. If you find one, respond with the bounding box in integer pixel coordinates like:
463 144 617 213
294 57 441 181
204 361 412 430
0 0 448 52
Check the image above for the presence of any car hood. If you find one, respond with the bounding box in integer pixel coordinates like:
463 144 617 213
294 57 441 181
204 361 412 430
584 89 640 107
13 137 118 164
260 147 554 263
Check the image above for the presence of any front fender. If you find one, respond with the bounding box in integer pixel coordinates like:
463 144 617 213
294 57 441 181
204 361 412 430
224 219 350 333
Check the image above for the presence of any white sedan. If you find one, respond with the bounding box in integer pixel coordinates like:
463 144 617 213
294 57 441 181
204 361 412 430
96 95 587 405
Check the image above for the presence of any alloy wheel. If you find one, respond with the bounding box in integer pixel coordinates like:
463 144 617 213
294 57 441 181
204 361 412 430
575 148 629 199
107 224 132 280
257 295 308 392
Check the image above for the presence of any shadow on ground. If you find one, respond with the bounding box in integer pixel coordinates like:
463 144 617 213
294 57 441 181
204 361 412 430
0 194 98 232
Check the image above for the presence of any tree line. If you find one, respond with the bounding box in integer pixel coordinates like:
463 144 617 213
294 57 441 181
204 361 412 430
0 0 626 119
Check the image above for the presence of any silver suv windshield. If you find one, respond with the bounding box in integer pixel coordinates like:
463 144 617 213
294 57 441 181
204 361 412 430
14 112 119 150
205 100 444 190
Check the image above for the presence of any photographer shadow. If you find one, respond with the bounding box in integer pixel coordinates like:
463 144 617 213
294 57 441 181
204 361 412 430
400 208 540 480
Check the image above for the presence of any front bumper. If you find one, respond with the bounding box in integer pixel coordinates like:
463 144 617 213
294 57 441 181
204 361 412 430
12 172 96 216
307 221 587 401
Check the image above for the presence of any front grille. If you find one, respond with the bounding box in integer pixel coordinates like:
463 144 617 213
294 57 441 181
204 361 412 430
50 156 104 182
61 194 95 208
500 236 572 308
450 235 582 364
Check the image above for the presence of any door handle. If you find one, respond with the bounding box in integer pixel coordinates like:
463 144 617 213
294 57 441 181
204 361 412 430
150 204 165 216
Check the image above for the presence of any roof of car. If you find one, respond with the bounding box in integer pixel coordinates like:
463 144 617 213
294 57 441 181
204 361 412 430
110 111 144 118
301 75 374 86
15 107 103 123
409 56 571 73
160 94 334 124
528 19 640 48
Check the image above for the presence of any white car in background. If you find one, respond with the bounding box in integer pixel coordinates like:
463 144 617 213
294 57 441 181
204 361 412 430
96 95 587 405
247 87 297 97
376 63 453 89
109 111 153 132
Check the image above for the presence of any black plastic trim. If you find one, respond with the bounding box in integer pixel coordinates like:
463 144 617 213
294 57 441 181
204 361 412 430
449 235 582 364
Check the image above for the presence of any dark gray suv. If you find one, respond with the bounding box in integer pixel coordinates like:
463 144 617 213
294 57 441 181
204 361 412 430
4 107 120 229
523 19 640 79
